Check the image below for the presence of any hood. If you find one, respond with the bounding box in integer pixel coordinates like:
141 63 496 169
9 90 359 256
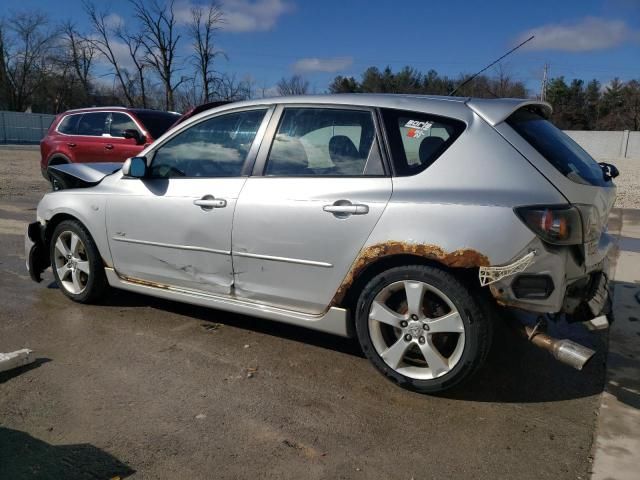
48 162 122 190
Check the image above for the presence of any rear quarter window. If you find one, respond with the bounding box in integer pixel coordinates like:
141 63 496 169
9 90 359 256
57 114 81 135
381 109 465 176
506 109 609 187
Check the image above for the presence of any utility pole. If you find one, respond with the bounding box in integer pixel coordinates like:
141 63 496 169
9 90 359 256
541 63 549 102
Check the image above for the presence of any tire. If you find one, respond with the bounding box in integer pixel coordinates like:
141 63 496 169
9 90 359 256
355 265 491 394
50 219 108 303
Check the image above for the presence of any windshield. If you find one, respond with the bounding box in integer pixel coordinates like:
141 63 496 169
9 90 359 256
507 109 609 187
135 111 181 139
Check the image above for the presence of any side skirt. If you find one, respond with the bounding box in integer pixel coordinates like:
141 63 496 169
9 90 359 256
104 267 351 337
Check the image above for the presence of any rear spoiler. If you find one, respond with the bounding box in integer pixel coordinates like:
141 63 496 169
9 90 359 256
466 98 552 126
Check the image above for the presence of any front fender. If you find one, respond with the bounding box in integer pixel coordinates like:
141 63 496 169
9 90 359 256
37 191 113 268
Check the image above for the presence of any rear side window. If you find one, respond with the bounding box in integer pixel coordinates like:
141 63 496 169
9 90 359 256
507 109 608 187
77 112 109 136
381 109 465 176
265 108 384 176
109 113 139 137
57 114 80 134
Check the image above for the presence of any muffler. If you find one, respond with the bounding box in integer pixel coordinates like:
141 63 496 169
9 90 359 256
521 325 596 371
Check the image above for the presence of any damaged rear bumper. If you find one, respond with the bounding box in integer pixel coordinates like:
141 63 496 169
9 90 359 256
25 221 49 282
482 236 613 323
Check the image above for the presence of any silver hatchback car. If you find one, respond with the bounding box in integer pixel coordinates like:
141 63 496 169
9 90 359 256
26 94 616 393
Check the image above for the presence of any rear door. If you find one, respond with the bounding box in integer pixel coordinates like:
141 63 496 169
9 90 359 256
498 109 617 270
231 105 392 314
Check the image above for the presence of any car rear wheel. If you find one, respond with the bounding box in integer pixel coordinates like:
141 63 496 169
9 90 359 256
355 265 491 393
50 220 108 303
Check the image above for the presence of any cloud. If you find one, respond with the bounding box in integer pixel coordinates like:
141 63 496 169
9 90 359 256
292 56 353 73
103 13 124 29
175 0 293 32
517 17 640 52
92 37 138 73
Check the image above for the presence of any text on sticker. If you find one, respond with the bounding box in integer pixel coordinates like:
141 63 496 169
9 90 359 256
404 120 433 139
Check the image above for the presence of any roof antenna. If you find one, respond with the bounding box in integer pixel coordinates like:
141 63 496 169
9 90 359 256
448 35 535 96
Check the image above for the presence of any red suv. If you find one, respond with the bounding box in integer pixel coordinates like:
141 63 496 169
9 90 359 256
40 107 181 181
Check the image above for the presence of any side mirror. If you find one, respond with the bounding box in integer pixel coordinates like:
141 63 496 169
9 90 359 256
123 128 145 145
122 157 147 178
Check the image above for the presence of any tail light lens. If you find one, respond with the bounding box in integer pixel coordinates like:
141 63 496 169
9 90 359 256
515 205 583 245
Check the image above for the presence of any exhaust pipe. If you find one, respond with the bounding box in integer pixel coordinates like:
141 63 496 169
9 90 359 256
522 325 595 371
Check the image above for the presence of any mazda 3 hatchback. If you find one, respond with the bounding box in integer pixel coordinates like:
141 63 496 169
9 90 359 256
26 94 616 393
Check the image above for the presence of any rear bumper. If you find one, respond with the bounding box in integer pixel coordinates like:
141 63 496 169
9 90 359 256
487 234 613 321
25 221 49 282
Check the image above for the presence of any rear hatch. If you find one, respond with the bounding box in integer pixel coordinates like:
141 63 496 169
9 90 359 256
504 108 617 270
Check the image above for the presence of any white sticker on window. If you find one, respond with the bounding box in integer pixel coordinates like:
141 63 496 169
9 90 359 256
404 120 433 139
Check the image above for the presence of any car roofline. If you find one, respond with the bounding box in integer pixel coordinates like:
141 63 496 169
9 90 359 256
183 94 552 128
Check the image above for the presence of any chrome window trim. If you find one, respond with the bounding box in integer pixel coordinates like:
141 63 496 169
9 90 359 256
54 111 148 139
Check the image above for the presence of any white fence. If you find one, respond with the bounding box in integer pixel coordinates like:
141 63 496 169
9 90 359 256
0 111 56 144
565 130 639 160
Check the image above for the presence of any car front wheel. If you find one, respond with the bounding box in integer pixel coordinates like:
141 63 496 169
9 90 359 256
50 219 108 303
355 265 491 394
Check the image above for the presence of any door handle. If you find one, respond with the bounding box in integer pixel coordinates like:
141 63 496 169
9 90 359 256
67 142 76 148
323 201 369 216
194 195 227 210
105 144 114 150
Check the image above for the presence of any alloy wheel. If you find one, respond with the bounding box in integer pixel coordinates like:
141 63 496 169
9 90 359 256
53 230 90 295
368 280 466 380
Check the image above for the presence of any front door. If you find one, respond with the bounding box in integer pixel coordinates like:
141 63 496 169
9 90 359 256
106 108 270 294
105 112 146 161
232 106 392 313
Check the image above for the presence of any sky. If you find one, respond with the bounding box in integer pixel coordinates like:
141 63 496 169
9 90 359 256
3 0 640 95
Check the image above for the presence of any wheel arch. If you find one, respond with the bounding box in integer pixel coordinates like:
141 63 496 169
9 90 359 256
47 153 71 167
44 212 112 269
336 253 484 316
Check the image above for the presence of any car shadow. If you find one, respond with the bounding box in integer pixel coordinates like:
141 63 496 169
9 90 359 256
99 288 610 404
0 427 135 479
101 288 363 358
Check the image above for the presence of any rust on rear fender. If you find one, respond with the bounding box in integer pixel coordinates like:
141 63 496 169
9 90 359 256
331 241 490 306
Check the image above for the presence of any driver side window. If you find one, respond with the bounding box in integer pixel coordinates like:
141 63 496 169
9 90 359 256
149 109 267 178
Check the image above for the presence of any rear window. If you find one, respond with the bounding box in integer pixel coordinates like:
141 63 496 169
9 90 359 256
134 111 181 139
381 109 465 176
507 109 608 187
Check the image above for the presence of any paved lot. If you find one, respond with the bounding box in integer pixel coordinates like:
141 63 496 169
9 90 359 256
0 147 620 479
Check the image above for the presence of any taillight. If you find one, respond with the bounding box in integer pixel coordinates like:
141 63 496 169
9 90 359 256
515 205 583 245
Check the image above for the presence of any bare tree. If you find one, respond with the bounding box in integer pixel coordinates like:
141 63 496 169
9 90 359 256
2 11 56 111
130 0 184 110
212 73 252 101
60 21 95 101
188 2 224 103
114 25 149 108
83 1 135 106
277 74 309 96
